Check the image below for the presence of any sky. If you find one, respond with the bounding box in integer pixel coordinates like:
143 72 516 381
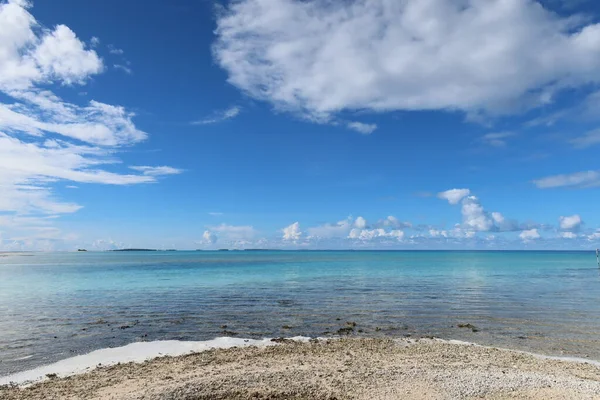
2 0 600 251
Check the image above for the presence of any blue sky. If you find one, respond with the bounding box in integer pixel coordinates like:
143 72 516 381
2 0 600 250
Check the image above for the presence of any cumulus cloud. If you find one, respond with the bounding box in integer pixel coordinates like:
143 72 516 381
282 222 302 241
438 188 537 235
519 229 541 241
533 171 600 189
560 232 577 239
429 229 448 238
559 214 582 231
348 228 404 241
202 230 217 244
354 216 367 229
587 231 600 241
461 196 494 232
307 215 408 242
375 215 412 229
438 188 470 205
307 218 353 239
214 0 600 123
0 1 179 249
429 226 475 239
346 122 377 134
191 106 241 125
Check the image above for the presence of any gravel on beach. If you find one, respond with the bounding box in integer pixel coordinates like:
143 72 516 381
2 338 600 400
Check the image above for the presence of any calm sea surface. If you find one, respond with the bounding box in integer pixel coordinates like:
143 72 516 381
1 250 599 376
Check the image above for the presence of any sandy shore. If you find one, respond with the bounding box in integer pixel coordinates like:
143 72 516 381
2 338 600 399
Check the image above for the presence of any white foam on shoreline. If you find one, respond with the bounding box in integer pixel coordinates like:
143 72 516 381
0 336 311 386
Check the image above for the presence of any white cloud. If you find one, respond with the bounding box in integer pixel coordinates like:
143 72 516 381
533 170 600 189
114 64 132 74
191 106 241 125
208 212 223 216
307 218 353 239
129 166 183 176
491 212 504 224
376 215 412 229
429 229 448 238
560 232 577 239
429 226 476 239
214 0 600 122
481 132 515 147
439 189 530 234
0 1 179 249
570 129 600 149
107 44 124 55
348 228 404 241
0 0 103 91
32 25 103 85
209 224 256 240
346 122 377 134
202 230 217 245
354 216 367 229
520 229 541 241
559 214 582 231
438 188 470 205
587 231 600 241
90 36 100 47
0 92 148 146
461 196 494 231
282 222 302 241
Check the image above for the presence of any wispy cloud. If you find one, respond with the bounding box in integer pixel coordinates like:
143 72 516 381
480 131 515 147
0 1 179 249
107 44 124 55
533 171 600 189
570 129 600 149
346 122 377 134
208 224 256 241
114 64 132 74
191 106 241 125
129 166 183 176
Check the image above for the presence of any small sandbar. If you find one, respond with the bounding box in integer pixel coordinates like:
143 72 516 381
2 338 600 399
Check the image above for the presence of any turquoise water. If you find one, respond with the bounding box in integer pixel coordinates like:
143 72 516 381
1 250 599 376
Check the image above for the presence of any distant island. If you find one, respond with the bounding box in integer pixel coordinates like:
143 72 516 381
77 249 87 252
111 249 158 252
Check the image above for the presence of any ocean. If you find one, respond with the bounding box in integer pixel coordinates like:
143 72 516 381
1 250 599 378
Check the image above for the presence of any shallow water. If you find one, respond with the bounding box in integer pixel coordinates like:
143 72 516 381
1 250 599 376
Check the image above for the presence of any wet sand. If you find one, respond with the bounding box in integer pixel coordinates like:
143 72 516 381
2 338 600 399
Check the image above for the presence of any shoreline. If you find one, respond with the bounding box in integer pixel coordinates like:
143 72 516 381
3 335 600 387
2 337 600 399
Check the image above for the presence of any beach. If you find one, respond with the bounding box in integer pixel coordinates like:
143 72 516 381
2 338 600 399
